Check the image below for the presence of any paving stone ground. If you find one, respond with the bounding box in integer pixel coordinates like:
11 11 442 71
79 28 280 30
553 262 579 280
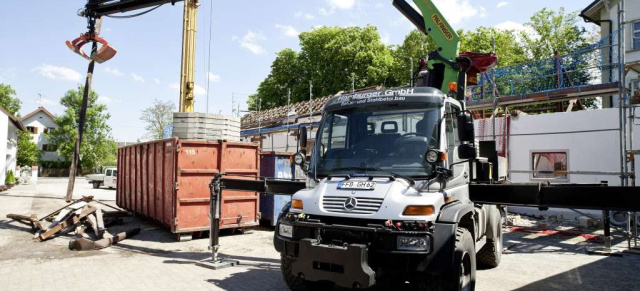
1 178 639 291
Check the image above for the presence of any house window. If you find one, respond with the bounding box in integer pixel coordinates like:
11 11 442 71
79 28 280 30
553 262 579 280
634 21 640 50
42 144 57 152
26 126 38 134
532 151 568 180
632 79 639 95
43 127 55 134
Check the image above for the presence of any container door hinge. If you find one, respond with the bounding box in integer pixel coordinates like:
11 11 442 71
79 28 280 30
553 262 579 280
175 182 180 190
174 218 178 226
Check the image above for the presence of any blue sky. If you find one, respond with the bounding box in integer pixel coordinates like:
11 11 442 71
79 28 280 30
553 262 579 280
0 0 594 142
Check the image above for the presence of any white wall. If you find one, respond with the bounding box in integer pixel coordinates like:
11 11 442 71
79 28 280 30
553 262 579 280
21 111 61 162
0 113 8 185
6 122 18 177
488 108 639 186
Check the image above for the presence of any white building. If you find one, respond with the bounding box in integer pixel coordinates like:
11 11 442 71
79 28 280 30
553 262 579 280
581 0 640 108
0 105 26 186
20 107 61 162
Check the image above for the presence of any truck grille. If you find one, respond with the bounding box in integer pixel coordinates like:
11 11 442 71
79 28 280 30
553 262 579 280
322 196 384 214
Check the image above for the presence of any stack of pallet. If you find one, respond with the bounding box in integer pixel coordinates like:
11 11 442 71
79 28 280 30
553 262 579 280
173 112 240 141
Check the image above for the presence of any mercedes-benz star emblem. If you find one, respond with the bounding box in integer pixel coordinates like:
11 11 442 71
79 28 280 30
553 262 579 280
344 197 358 210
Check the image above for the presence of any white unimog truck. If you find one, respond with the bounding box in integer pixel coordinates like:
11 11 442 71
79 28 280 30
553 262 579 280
274 87 505 290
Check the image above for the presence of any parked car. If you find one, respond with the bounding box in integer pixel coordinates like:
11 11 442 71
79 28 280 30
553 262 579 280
86 167 117 189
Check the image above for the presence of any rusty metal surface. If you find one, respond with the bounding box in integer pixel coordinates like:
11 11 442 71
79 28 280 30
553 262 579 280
117 138 260 235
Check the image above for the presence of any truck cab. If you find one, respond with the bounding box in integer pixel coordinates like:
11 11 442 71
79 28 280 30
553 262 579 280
274 87 504 290
86 167 117 189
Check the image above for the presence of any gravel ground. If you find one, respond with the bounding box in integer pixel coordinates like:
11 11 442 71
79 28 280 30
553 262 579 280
0 178 639 291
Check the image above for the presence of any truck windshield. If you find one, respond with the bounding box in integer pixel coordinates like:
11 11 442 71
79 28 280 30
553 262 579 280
310 106 440 178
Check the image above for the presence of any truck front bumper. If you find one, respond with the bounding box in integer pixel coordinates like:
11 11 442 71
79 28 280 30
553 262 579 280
292 238 376 289
275 217 452 289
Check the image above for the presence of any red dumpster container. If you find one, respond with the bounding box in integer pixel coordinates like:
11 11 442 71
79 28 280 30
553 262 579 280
116 138 260 240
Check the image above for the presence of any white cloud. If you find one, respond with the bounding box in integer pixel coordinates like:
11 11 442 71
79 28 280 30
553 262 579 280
236 31 267 55
131 73 145 82
380 31 391 45
194 84 206 96
495 21 538 42
479 6 487 18
208 72 220 82
432 0 478 25
0 67 16 81
104 67 123 77
97 95 120 104
496 2 509 9
32 64 82 82
169 83 180 90
294 11 302 18
318 8 330 16
275 24 300 37
305 13 315 20
153 78 161 85
328 0 355 10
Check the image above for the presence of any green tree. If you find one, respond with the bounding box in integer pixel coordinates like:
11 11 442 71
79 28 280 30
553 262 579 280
0 83 21 115
47 86 117 172
250 25 393 110
458 27 527 67
17 130 40 166
140 99 175 140
521 8 588 60
388 29 436 87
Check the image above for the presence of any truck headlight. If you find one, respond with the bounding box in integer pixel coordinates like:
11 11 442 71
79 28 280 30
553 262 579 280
279 223 293 238
397 236 430 251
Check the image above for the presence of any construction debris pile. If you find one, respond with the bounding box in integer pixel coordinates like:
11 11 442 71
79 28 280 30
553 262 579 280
6 196 139 251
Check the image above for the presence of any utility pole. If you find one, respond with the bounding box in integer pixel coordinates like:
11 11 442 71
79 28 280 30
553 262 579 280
66 17 102 202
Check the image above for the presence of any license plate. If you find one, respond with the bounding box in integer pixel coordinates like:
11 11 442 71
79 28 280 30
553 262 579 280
279 224 293 238
338 181 376 190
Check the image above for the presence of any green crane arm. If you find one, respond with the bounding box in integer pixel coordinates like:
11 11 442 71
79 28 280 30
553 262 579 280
393 0 463 94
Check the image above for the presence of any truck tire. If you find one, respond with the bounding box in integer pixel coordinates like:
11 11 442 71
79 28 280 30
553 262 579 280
92 181 100 189
281 255 333 291
415 228 476 291
477 216 503 268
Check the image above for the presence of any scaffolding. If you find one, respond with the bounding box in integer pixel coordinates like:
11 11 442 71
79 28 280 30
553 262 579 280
466 1 638 251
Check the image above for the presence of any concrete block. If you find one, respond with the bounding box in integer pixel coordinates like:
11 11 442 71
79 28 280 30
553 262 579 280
579 216 600 229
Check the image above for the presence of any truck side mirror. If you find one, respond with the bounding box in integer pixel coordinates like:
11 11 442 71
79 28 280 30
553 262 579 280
299 126 308 149
456 111 474 142
458 144 477 160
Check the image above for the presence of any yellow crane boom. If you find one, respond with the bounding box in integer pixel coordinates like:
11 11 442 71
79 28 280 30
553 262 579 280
179 0 199 112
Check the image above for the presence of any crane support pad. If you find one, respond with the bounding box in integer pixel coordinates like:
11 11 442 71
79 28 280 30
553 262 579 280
220 178 305 195
469 183 640 211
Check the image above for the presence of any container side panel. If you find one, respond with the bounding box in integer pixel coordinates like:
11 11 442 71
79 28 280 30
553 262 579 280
148 143 156 220
116 148 122 207
220 143 260 229
126 147 133 210
164 140 176 230
142 145 148 217
136 145 142 214
156 142 164 224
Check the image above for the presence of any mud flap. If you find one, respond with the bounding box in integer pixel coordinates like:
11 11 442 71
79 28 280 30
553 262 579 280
291 239 376 289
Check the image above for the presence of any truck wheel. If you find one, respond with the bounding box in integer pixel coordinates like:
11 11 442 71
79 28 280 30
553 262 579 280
281 255 333 291
92 182 100 189
414 228 476 291
477 217 503 268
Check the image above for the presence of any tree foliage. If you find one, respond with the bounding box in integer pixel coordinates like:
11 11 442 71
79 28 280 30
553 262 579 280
17 130 40 166
0 83 21 115
140 99 175 140
249 26 393 110
47 86 117 172
248 8 592 110
521 8 588 60
458 27 527 67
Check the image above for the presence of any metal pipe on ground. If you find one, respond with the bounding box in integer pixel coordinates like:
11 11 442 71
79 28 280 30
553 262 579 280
69 228 141 251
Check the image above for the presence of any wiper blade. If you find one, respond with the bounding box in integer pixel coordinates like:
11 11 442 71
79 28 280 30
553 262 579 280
331 167 416 185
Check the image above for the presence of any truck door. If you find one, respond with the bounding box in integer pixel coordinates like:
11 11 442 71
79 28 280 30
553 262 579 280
105 169 115 188
444 103 470 198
